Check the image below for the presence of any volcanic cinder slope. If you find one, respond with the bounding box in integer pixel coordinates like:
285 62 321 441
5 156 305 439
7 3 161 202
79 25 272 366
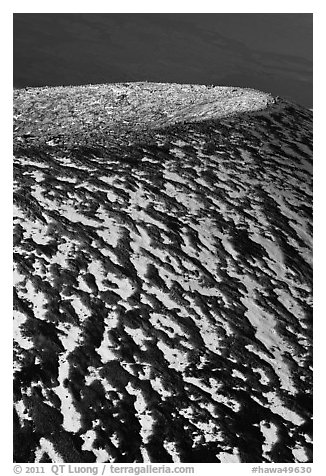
13 83 312 463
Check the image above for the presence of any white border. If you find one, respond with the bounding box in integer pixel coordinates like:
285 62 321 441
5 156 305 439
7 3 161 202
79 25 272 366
4 3 321 474
8 1 316 14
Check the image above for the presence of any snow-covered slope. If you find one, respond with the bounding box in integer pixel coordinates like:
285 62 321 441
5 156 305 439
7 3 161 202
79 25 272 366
13 83 312 463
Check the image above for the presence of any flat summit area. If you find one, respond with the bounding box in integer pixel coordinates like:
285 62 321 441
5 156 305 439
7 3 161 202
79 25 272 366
14 82 274 147
14 83 312 463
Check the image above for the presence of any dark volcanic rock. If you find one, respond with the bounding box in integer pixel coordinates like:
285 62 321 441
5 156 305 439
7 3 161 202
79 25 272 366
13 83 312 463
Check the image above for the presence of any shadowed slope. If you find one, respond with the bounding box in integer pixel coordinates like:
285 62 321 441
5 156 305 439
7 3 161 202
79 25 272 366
13 83 312 463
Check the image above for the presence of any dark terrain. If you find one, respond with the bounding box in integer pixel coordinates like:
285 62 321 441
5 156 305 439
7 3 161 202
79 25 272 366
13 14 312 107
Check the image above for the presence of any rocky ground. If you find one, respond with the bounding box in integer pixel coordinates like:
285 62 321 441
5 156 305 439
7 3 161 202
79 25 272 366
13 83 312 463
